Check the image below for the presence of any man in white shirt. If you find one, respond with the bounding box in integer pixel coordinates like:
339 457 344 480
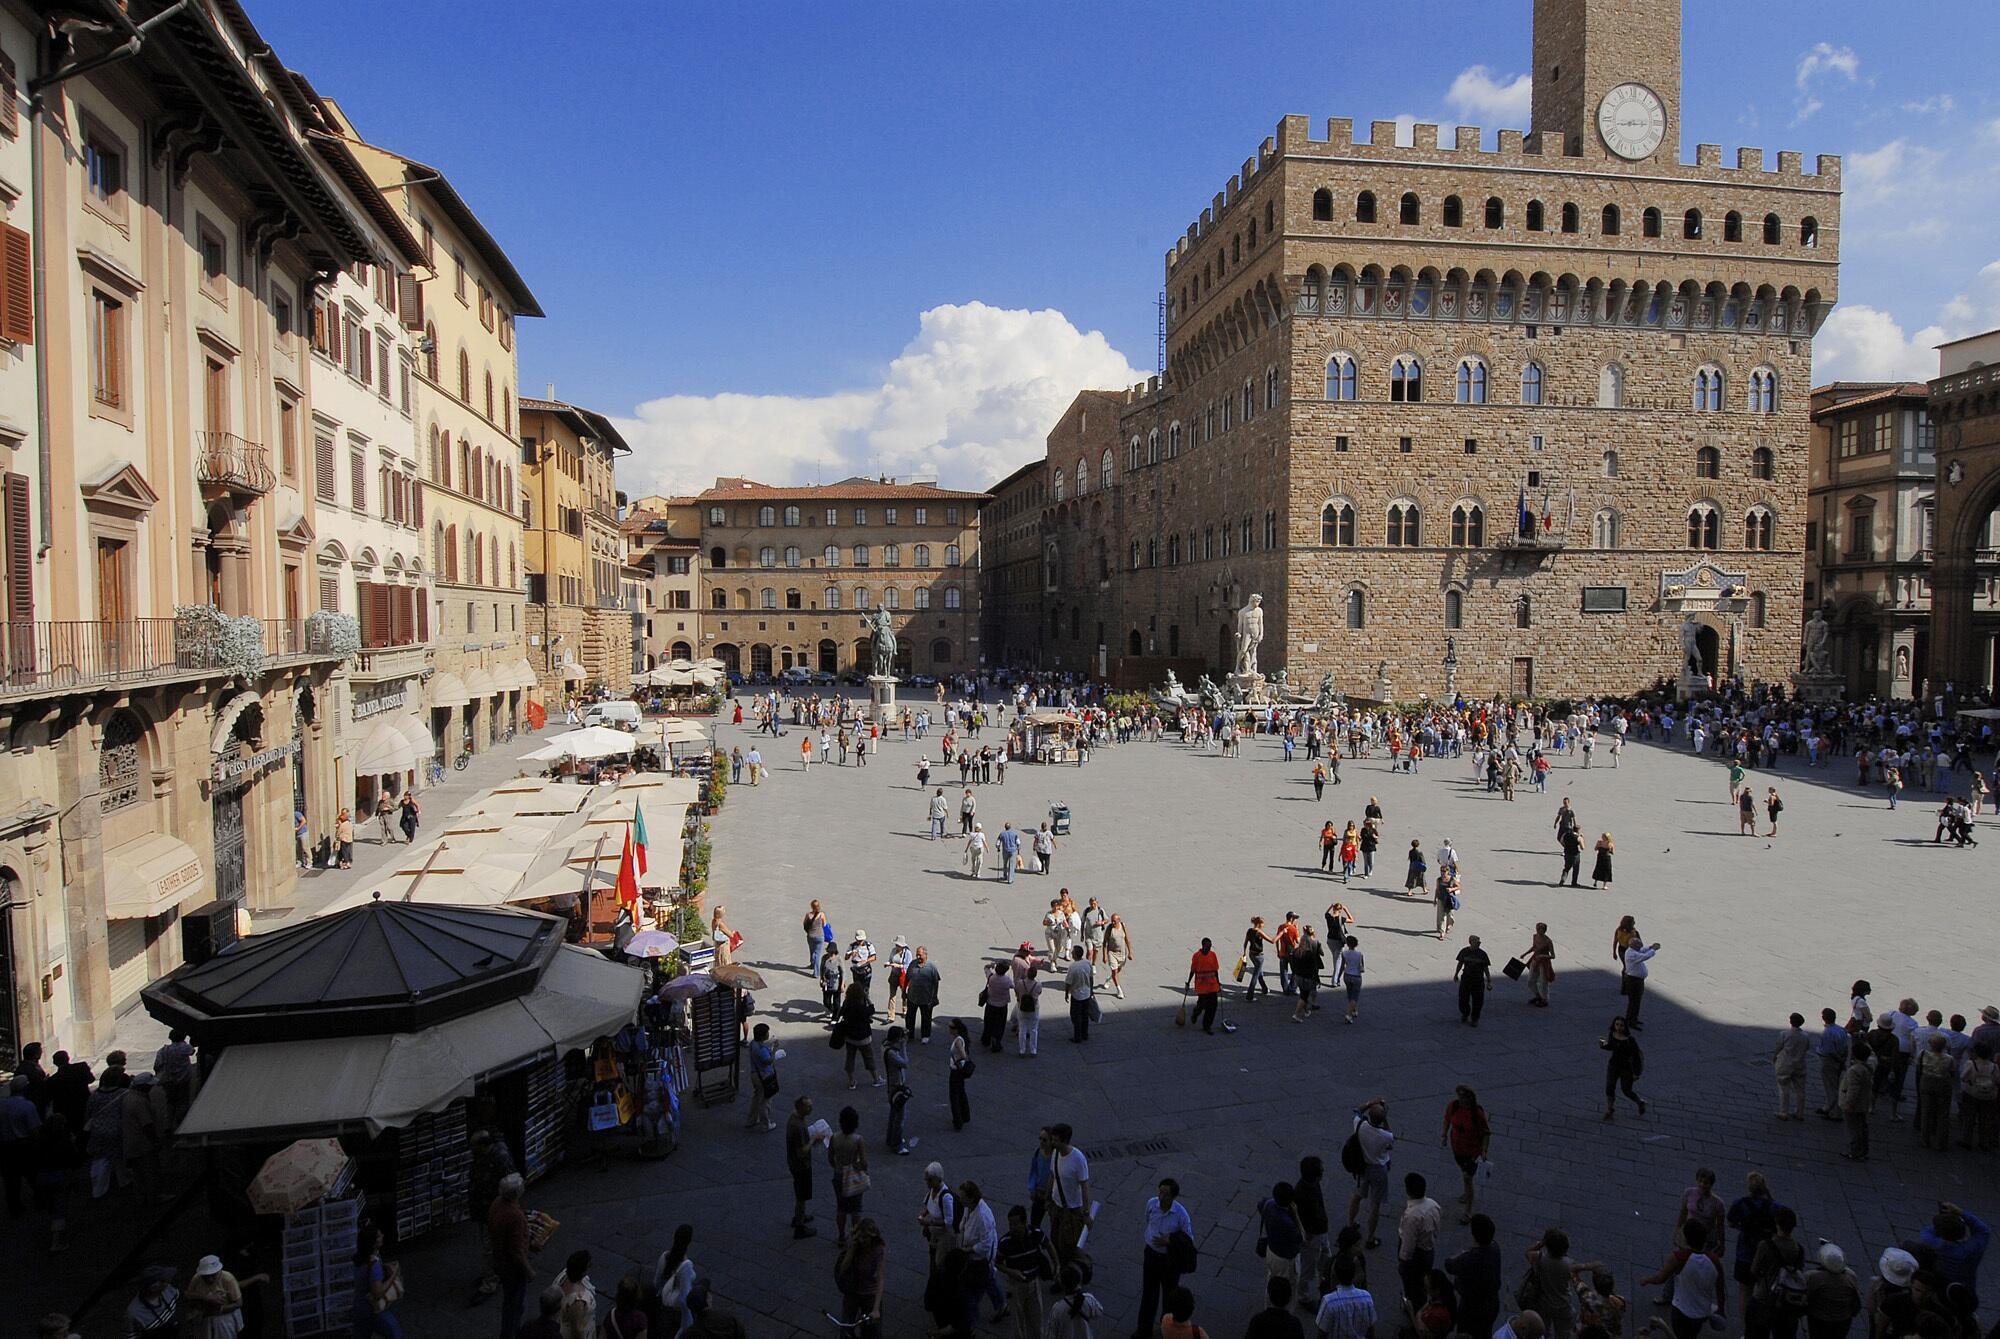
1621 940 1660 1028
1048 1123 1090 1256
1137 1179 1195 1338
1346 1100 1395 1249
1435 839 1459 877
1881 997 1920 1118
952 1179 1005 1329
1063 947 1095 1044
1316 1254 1377 1339
847 934 877 1006
1396 1172 1443 1316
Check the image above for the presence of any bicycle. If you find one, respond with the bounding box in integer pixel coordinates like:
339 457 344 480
453 752 472 771
501 727 518 744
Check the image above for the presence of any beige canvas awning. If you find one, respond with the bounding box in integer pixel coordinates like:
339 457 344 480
394 715 435 762
464 668 500 701
349 719 416 777
174 946 643 1141
427 672 471 708
105 833 206 920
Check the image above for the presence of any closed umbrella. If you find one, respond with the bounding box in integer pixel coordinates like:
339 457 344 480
247 1137 352 1215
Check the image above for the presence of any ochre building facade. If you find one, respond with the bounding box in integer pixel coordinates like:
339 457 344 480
1023 0 1841 699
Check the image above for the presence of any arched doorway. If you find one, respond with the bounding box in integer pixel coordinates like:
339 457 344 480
670 640 692 661
1127 629 1142 656
818 639 838 673
1695 624 1721 680
779 647 794 671
750 643 773 676
713 643 740 675
852 638 870 672
893 642 913 677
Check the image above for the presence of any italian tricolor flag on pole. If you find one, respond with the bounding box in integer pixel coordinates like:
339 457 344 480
632 798 649 875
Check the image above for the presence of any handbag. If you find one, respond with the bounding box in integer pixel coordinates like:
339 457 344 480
373 1262 404 1312
760 1073 780 1099
1502 957 1526 981
955 1058 976 1080
837 1165 872 1198
1087 996 1102 1023
587 1092 623 1131
1233 955 1248 982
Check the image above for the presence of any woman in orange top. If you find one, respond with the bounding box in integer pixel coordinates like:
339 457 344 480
1320 821 1339 873
1339 823 1360 883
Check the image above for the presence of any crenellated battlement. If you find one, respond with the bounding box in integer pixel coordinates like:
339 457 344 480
1166 114 1839 271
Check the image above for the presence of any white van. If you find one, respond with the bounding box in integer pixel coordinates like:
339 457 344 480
582 700 642 730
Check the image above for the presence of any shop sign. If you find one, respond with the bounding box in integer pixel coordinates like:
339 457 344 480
352 685 409 722
213 740 299 784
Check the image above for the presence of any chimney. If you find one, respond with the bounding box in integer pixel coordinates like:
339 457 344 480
545 382 555 400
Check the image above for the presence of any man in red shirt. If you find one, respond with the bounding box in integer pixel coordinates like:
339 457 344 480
1187 938 1222 1035
1276 913 1304 996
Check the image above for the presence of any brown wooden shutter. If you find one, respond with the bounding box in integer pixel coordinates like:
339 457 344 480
0 224 31 344
397 272 424 331
4 471 31 625
366 583 392 647
314 434 337 501
413 481 424 528
0 50 17 139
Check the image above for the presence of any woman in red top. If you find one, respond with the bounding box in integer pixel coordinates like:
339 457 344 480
1186 939 1222 1035
1440 1086 1491 1223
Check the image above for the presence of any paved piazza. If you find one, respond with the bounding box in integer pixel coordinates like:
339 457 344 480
380 700 1992 1336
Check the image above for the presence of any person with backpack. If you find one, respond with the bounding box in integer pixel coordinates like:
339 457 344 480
1747 1206 1808 1339
1344 1101 1395 1250
1960 1040 2000 1149
803 900 829 976
1043 1263 1102 1337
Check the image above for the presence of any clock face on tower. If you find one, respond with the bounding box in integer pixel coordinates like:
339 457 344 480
1597 83 1666 160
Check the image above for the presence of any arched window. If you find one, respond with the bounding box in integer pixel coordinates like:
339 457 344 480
1598 363 1624 409
1076 455 1091 492
1455 358 1488 404
1601 449 1620 477
944 544 960 566
1442 195 1463 228
1167 423 1181 458
1450 503 1484 547
457 348 471 401
1642 207 1662 238
1683 208 1703 240
1516 595 1533 629
784 545 801 567
1800 216 1819 248
99 710 146 813
786 588 802 609
1129 436 1141 472
1593 508 1620 549
1444 589 1463 629
1168 534 1180 565
883 543 901 567
1312 188 1333 221
1387 501 1421 547
423 322 439 381
1129 541 1140 571
1695 446 1721 479
1763 213 1781 245
483 370 494 419
823 586 840 609
1325 354 1357 401
1695 367 1724 412
1399 192 1419 225
1355 191 1377 223
1751 447 1775 481
758 545 775 567
783 505 801 526
943 585 961 609
1345 589 1366 629
1748 368 1777 414
823 544 839 566
1521 362 1545 405
853 544 870 567
915 587 931 609
1321 501 1354 546
711 589 727 609
1602 204 1621 236
1723 211 1743 242
757 505 776 526
883 588 900 610
1147 430 1161 465
1560 202 1579 234
1745 506 1775 551
1052 469 1065 501
914 544 931 567
1688 503 1720 550
1483 196 1503 229
1526 200 1545 231
1390 356 1423 403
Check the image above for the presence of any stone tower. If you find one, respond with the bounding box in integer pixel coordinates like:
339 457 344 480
1531 0 1683 161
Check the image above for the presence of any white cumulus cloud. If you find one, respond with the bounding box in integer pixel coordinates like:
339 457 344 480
613 303 1145 497
1792 42 1860 124
1814 260 2000 382
1899 94 1955 117
1446 66 1532 125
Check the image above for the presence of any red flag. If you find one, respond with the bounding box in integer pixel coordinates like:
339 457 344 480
615 825 640 909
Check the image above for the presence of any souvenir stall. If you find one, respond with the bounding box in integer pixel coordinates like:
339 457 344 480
1012 712 1085 763
147 902 642 1245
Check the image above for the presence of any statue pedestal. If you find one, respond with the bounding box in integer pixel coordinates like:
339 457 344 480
867 675 899 726
1443 665 1458 700
1227 671 1267 706
1371 674 1395 704
1676 669 1711 703
1790 671 1843 705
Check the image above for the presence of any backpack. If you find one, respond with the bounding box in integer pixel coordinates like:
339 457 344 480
1339 1128 1365 1175
1964 1060 1999 1102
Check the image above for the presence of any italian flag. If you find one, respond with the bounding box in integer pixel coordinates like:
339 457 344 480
632 798 649 876
616 825 640 909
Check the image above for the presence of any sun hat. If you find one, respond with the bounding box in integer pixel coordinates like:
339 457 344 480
1981 1005 1999 1023
851 930 867 942
1878 1248 1917 1286
1818 1243 1846 1271
196 1255 224 1277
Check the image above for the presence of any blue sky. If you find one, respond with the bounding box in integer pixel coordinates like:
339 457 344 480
258 1 2000 493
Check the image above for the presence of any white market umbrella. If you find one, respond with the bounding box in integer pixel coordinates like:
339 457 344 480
538 726 640 761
